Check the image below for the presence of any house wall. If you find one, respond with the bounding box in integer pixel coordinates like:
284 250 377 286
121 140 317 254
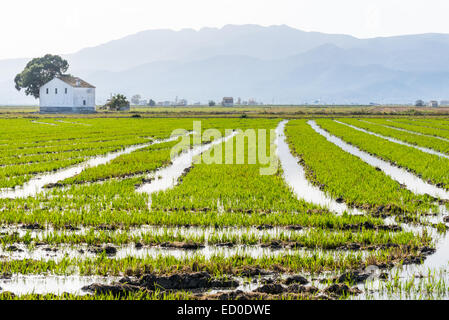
39 78 74 107
73 87 95 107
222 99 234 107
39 78 96 113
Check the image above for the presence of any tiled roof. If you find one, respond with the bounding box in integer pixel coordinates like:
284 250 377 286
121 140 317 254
58 75 95 88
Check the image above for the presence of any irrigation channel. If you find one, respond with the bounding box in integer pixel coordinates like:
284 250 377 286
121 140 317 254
276 120 363 215
308 120 449 299
0 133 193 199
137 131 238 197
309 120 449 200
335 120 449 160
0 275 120 296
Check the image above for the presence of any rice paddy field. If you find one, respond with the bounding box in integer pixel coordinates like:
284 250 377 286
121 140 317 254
1 116 449 300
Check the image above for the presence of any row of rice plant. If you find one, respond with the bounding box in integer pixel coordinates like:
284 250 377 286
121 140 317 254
285 120 436 215
316 119 449 190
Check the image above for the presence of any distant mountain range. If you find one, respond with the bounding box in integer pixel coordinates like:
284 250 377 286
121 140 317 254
2 24 449 105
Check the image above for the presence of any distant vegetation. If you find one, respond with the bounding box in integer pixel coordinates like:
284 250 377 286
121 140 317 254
99 94 130 111
131 94 142 105
2 105 449 118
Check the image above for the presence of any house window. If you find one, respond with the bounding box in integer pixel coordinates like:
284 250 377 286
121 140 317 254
46 88 49 94
83 100 86 106
55 88 58 94
65 88 68 94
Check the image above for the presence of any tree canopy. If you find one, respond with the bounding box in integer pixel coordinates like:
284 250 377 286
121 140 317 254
101 94 130 111
131 94 141 105
14 54 69 99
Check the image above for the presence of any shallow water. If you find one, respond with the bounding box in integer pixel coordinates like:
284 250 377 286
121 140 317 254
31 121 56 126
309 120 449 200
0 224 308 242
353 262 449 300
276 120 363 215
0 134 189 199
137 132 238 196
0 275 118 296
115 244 368 260
351 211 449 300
0 242 369 263
335 120 449 159
0 243 99 261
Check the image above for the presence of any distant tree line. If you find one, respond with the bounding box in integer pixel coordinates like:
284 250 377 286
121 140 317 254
131 94 156 106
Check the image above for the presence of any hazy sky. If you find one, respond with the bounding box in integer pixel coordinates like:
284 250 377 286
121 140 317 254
2 0 449 60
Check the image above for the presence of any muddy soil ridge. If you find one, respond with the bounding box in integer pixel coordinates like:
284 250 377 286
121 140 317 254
82 271 239 296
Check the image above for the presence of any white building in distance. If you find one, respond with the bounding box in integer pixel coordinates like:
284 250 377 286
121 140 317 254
222 97 234 107
428 100 439 107
39 75 96 113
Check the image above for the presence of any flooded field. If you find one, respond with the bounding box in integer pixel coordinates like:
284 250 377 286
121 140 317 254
1 117 449 300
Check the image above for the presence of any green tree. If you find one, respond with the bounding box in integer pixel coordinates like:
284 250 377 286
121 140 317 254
131 94 141 105
102 94 130 111
14 54 69 99
148 99 156 106
415 100 424 107
208 100 216 107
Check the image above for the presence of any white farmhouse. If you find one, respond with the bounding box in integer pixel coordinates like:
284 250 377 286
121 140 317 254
222 97 234 107
39 75 96 113
428 100 439 108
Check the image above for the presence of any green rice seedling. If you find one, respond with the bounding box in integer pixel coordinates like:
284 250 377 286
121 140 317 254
349 118 449 154
285 120 435 216
316 119 449 191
